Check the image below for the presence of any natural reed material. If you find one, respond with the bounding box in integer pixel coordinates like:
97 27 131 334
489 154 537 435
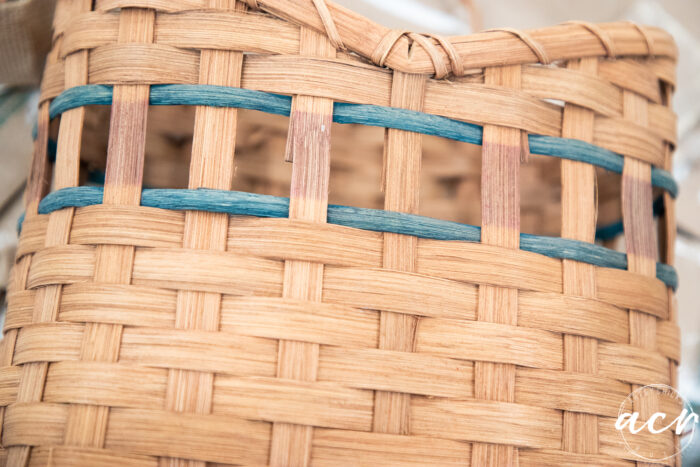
43 84 679 196
1 0 681 466
560 56 599 455
270 26 335 465
14 186 679 289
160 2 246 467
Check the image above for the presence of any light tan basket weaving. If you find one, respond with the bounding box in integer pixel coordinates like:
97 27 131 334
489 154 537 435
1 0 682 465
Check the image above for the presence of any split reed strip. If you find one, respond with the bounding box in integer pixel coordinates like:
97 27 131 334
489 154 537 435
23 102 52 217
23 446 159 467
6 1 91 464
0 24 55 467
65 6 154 452
472 64 522 466
269 27 335 467
53 0 94 451
3 402 68 449
373 70 427 435
660 87 676 269
661 82 681 460
560 57 600 455
159 1 246 466
622 90 660 467
26 21 59 217
1 83 54 451
0 257 30 449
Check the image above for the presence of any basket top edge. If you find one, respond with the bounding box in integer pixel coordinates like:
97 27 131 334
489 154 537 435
78 0 678 79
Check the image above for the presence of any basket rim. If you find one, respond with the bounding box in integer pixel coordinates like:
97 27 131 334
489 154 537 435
87 0 678 79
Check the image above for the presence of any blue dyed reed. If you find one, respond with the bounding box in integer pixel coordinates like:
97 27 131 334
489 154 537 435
45 84 678 198
18 186 677 289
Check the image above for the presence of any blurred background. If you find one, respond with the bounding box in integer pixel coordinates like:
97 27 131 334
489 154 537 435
0 0 699 462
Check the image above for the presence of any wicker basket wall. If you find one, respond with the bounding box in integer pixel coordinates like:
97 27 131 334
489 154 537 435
0 0 681 465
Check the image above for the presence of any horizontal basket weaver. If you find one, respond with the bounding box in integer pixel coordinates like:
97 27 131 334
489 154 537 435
1 0 681 465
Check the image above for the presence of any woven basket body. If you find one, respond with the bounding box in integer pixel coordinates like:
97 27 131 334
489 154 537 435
1 0 682 465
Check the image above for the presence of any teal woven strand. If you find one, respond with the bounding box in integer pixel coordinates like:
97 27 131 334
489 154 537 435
45 84 678 197
596 195 665 241
19 186 677 289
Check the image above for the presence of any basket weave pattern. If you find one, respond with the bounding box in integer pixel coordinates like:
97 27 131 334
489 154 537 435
1 0 680 465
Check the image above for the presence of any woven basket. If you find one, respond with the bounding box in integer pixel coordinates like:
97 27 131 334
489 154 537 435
1 0 682 465
77 105 630 238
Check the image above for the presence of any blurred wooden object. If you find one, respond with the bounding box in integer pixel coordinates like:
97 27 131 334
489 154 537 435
0 0 56 85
